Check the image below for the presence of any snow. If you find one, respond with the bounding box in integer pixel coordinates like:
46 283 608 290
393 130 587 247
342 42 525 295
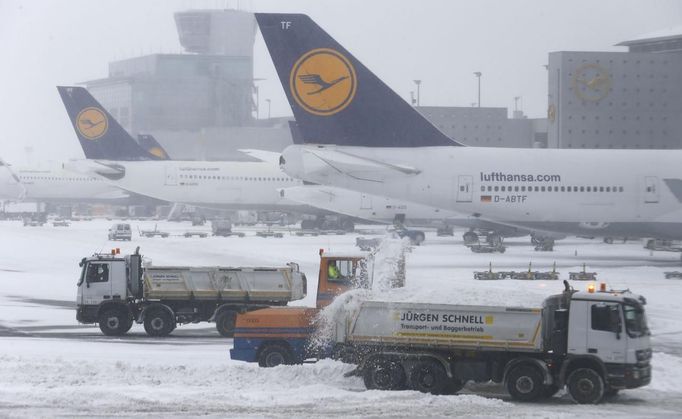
1 219 682 417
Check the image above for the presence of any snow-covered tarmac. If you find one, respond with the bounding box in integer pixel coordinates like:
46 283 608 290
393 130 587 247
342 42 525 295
1 219 681 417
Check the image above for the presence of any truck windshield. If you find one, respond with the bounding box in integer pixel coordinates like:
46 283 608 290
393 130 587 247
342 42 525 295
623 303 649 338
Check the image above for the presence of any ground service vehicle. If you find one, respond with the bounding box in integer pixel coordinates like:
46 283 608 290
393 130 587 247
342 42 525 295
108 223 132 241
337 281 651 404
76 248 306 337
230 249 404 367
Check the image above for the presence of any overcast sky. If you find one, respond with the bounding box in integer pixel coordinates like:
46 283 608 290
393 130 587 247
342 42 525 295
0 0 680 164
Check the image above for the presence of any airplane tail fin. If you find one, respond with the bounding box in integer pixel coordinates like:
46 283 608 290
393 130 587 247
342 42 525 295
255 13 460 148
57 86 162 160
138 134 171 160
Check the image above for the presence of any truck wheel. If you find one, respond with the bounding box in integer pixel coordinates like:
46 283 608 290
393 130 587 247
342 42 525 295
215 311 237 337
567 368 604 404
258 343 292 368
506 365 544 402
409 360 448 394
144 309 174 337
363 357 406 390
98 309 128 336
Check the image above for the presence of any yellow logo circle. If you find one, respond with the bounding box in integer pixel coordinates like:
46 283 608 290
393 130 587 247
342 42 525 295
290 48 357 116
76 107 108 140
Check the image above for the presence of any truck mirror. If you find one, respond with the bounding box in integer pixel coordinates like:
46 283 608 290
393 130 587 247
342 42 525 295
79 257 86 267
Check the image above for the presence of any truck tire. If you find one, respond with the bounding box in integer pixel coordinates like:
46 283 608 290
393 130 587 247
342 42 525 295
409 359 448 394
144 309 174 337
98 309 129 336
506 365 544 402
363 357 406 391
215 310 237 337
567 368 604 404
258 343 292 367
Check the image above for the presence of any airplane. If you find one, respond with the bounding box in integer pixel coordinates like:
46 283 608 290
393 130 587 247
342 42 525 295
0 157 130 204
256 13 682 247
57 86 356 231
243 146 531 246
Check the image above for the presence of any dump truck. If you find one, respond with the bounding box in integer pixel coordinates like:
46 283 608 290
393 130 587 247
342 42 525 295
230 249 405 367
76 248 306 337
335 281 651 404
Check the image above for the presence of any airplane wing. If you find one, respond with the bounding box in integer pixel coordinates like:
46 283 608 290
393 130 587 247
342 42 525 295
64 159 125 178
303 147 421 182
238 149 281 167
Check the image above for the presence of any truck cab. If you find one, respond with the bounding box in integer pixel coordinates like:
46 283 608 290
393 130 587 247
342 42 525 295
230 251 367 367
563 290 651 393
76 251 141 334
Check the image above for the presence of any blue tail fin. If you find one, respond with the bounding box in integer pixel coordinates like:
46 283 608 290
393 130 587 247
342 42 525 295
255 13 460 148
57 86 162 160
137 134 171 160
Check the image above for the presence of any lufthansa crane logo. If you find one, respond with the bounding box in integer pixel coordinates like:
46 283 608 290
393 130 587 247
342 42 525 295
290 48 357 116
76 107 108 140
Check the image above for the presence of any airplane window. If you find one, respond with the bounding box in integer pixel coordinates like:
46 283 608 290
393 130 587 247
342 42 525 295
600 187 604 192
561 186 565 192
580 187 585 192
494 186 499 192
533 186 538 192
514 186 519 192
521 186 526 192
606 187 611 192
554 186 559 192
480 186 485 192
541 186 545 192
593 186 598 192
501 186 505 192
587 187 591 192
619 187 624 192
487 186 492 192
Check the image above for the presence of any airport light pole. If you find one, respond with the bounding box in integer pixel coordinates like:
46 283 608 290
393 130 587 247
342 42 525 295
413 80 421 106
474 72 482 107
266 99 271 119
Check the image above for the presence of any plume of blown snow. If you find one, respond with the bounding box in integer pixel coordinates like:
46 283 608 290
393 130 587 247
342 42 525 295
310 236 410 351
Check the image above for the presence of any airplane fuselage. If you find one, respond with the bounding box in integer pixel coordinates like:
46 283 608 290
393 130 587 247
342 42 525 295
0 166 128 202
282 145 682 239
82 160 310 212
